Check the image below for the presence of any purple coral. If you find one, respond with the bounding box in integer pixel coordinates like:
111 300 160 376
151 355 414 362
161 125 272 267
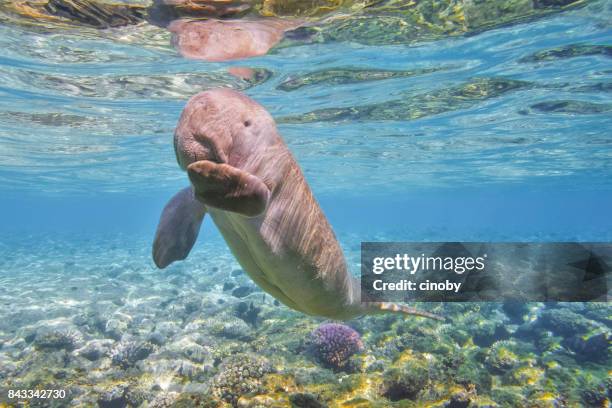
309 323 364 370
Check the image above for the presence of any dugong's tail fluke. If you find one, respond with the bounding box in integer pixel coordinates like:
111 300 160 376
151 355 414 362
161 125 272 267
365 302 446 321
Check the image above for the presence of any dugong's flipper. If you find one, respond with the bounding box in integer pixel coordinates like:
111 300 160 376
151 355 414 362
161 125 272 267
153 187 207 268
187 160 270 217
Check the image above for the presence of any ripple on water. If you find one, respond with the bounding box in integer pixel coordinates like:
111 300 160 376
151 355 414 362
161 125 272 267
0 0 609 196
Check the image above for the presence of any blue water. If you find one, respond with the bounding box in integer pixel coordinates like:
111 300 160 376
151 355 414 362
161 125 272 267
0 1 611 406
1 2 611 243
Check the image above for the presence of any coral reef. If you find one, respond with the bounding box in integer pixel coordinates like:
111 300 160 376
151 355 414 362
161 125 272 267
562 331 610 362
381 361 430 401
484 341 519 374
537 308 594 336
308 323 364 371
110 340 157 369
235 302 261 327
77 339 113 360
209 353 274 406
32 328 82 351
0 233 609 407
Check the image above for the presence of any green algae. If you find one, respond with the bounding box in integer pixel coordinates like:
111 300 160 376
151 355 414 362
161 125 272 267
485 342 520 374
538 308 597 335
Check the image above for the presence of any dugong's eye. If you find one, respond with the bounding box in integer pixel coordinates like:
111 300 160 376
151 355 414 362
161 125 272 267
243 120 251 127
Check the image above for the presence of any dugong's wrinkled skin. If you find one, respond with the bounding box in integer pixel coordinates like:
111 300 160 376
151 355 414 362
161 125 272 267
153 88 442 321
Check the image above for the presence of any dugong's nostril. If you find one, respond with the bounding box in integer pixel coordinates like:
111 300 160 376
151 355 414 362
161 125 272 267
196 133 227 164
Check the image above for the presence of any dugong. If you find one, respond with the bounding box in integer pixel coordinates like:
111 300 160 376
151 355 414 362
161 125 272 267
153 88 442 321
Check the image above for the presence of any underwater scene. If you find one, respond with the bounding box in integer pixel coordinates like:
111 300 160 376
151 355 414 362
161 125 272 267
0 0 611 406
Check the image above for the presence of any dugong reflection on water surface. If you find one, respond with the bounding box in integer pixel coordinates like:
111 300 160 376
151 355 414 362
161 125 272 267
2 0 587 61
152 89 443 321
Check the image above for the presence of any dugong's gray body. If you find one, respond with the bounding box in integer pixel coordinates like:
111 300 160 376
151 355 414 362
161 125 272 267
153 88 441 321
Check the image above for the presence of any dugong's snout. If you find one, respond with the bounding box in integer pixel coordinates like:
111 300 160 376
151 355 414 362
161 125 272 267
174 130 228 170
173 91 239 170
